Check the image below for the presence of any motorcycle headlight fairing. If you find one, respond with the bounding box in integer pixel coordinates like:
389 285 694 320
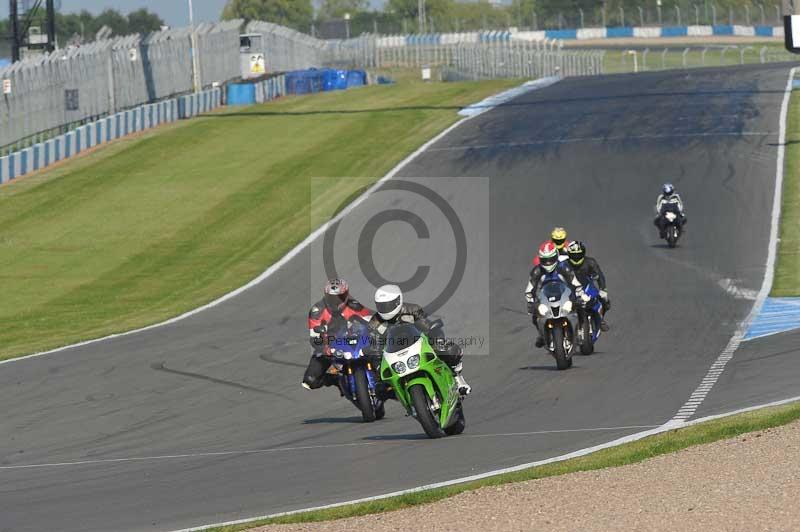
406 354 420 370
392 361 407 374
562 300 573 313
538 304 549 316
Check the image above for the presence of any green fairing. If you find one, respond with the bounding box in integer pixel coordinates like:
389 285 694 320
380 333 460 431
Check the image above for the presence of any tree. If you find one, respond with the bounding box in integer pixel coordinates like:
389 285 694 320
93 8 130 37
221 0 313 32
386 0 454 32
319 0 368 21
127 9 165 34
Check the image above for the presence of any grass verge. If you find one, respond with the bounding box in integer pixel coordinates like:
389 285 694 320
0 77 519 361
773 85 800 296
208 400 800 531
602 43 793 74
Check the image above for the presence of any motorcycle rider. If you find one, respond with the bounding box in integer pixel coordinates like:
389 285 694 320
302 278 373 390
532 227 570 266
566 240 610 332
368 284 472 396
653 183 686 238
526 241 588 348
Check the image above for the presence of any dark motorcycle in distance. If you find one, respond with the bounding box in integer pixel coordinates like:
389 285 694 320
659 209 683 248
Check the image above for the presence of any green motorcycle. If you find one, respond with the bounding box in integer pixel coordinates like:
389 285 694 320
379 321 466 439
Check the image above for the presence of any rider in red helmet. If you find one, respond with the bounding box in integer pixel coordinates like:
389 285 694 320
525 241 585 348
302 278 373 390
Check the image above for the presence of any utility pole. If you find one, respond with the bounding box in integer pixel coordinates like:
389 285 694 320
46 0 56 53
418 0 426 33
10 0 21 62
188 0 200 92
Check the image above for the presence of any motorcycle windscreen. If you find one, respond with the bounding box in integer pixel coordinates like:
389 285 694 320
384 323 423 353
541 282 567 303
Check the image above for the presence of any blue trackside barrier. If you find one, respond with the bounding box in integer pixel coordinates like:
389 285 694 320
545 29 578 40
606 26 634 38
346 70 367 88
284 69 368 96
661 26 688 37
712 25 734 35
228 83 257 105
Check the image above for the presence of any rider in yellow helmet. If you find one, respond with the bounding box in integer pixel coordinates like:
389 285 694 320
550 227 570 261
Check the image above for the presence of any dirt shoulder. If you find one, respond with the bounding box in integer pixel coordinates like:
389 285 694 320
251 419 800 532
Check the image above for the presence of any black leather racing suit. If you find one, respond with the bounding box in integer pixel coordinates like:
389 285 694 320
571 257 610 312
367 303 463 371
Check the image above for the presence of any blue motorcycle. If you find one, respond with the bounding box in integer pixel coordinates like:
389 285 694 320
326 318 385 422
576 281 603 356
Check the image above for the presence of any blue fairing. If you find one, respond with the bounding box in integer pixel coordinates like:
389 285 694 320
329 320 380 402
581 282 603 342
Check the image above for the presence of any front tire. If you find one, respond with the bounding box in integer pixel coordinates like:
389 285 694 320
579 317 594 356
667 226 678 248
444 402 466 436
552 327 571 370
409 384 444 439
353 367 376 422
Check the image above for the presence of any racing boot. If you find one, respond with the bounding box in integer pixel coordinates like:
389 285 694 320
535 336 545 348
453 363 472 397
600 319 610 332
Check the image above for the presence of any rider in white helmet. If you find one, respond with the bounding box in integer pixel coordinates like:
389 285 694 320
368 284 472 396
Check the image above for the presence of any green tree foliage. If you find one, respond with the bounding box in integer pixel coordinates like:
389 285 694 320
222 0 314 31
319 0 369 20
127 8 165 34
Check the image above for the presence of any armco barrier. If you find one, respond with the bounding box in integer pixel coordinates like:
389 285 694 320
0 86 223 185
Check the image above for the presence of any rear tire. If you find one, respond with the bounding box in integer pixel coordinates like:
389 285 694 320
667 226 678 248
552 327 571 370
444 402 466 436
579 317 594 356
353 367 376 422
409 384 444 439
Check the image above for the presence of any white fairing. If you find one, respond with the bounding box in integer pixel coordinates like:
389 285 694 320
383 338 422 376
665 212 677 222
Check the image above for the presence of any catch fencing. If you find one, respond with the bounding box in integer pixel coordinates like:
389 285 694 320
0 20 241 155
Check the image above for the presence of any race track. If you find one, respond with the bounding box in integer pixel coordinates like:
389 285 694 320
1 64 798 532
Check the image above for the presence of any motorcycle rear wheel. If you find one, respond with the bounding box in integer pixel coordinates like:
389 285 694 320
409 384 445 439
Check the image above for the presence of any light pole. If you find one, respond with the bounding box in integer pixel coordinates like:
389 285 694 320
345 12 351 39
189 0 200 92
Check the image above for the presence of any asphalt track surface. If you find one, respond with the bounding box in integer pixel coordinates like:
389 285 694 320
1 64 798 532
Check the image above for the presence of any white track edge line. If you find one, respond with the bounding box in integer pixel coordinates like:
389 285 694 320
668 66 797 423
173 394 800 532
0 78 561 368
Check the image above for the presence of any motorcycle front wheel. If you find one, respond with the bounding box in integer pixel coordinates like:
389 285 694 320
353 366 376 422
579 317 594 356
552 327 572 370
409 384 445 439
